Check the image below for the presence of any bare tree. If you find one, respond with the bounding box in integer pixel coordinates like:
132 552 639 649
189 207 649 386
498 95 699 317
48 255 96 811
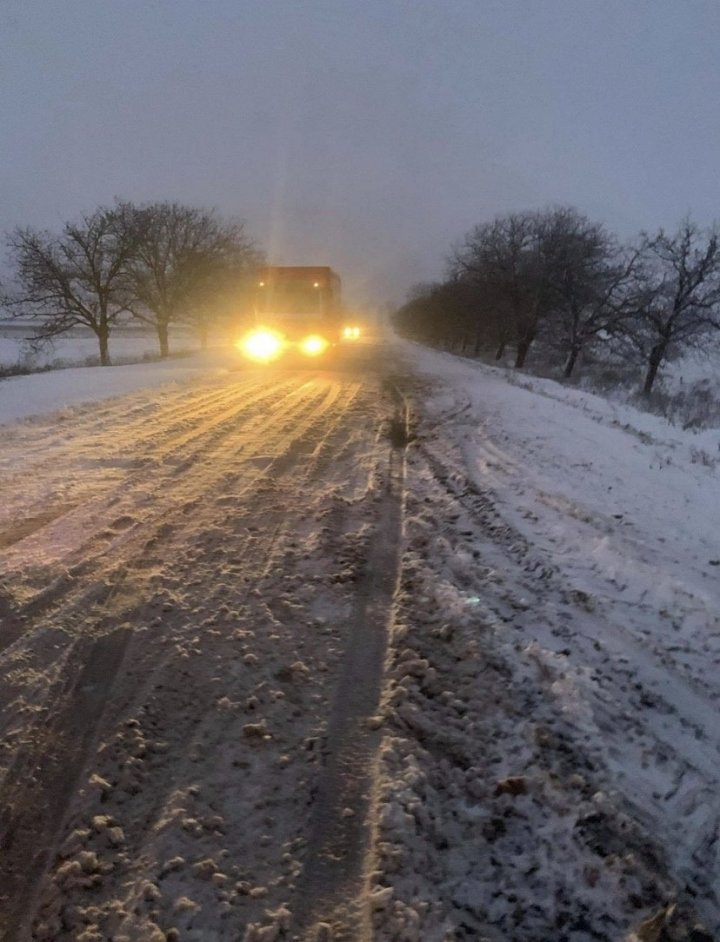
402 211 720 397
5 206 136 365
119 202 258 357
392 280 481 352
177 237 263 350
452 212 552 368
629 220 720 395
541 209 637 377
451 208 648 377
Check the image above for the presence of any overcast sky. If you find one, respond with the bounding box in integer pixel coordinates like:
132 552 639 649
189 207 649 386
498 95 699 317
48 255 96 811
3 0 720 307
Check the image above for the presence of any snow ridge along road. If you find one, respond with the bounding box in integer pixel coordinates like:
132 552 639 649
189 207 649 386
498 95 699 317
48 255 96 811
0 361 407 942
364 346 718 941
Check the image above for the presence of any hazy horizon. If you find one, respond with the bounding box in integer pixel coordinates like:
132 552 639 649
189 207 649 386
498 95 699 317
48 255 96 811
4 0 720 308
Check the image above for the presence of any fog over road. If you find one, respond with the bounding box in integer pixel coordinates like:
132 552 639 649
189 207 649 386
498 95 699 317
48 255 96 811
0 354 406 941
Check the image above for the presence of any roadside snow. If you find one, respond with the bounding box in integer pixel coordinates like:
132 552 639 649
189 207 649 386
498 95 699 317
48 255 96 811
403 342 720 663
368 341 719 939
0 353 232 426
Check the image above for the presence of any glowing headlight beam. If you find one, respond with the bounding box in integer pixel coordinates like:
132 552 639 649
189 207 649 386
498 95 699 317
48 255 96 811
300 335 329 357
238 329 284 362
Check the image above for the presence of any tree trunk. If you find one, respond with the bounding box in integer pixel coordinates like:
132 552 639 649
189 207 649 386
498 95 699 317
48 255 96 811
642 345 664 396
564 345 580 378
514 337 532 369
495 339 506 360
156 320 170 358
98 328 111 366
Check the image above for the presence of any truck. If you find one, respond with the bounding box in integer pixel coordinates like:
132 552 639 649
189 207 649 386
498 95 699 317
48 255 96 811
238 266 347 362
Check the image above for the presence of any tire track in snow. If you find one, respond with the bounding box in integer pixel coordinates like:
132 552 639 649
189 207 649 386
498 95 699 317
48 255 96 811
0 628 132 942
0 375 245 481
0 375 299 549
0 376 332 630
0 377 342 695
58 386 368 892
291 389 408 942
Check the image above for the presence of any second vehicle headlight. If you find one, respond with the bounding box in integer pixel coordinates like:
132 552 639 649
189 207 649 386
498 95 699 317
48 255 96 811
300 335 329 356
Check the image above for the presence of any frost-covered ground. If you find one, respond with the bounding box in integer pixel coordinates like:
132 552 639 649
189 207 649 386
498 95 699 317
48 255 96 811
369 341 718 940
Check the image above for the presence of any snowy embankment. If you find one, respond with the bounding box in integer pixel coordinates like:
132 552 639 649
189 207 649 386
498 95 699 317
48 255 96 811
0 324 221 425
0 352 235 426
370 341 719 940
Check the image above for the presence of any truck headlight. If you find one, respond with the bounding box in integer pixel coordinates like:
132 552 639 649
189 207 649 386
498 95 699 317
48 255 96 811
238 328 284 362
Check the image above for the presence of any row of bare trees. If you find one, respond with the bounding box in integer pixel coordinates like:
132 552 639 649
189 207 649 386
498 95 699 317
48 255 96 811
2 201 261 365
393 208 720 395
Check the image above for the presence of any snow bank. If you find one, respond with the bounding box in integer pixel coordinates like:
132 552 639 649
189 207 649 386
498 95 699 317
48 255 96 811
0 353 233 426
368 340 719 939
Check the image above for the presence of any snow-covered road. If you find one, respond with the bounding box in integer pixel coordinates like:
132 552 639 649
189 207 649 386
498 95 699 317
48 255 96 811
0 359 405 942
1 341 717 941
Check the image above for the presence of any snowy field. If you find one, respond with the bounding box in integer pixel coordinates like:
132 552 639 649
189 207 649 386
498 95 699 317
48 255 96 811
0 323 198 370
0 323 238 427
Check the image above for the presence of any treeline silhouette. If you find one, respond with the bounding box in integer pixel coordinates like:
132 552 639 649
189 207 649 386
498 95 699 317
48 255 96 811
393 207 720 396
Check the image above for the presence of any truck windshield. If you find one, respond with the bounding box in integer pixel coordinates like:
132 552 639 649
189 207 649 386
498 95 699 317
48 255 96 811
256 284 325 316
